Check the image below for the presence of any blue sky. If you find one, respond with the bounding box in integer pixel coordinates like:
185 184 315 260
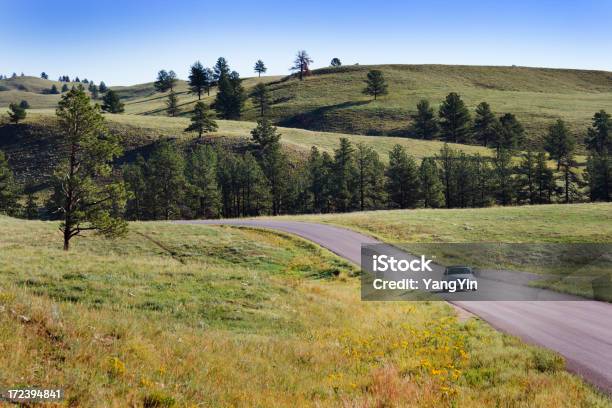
2 0 611 85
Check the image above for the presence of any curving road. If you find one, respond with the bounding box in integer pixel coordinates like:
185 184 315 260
176 219 612 395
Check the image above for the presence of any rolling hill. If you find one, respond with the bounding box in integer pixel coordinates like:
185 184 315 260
2 64 611 147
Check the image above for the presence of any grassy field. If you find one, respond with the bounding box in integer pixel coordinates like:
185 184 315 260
3 64 611 146
0 216 609 407
285 203 612 299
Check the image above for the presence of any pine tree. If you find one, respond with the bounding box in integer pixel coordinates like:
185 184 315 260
99 81 108 93
101 90 125 113
386 144 419 208
307 146 332 213
49 84 59 94
51 86 127 250
186 145 220 218
8 103 26 124
41 72 49 79
291 50 313 81
492 148 514 205
586 153 611 202
438 92 471 143
362 70 388 100
493 113 524 152
585 110 611 154
213 57 230 82
355 143 385 210
203 68 214 95
166 91 179 117
330 58 342 67
472 154 493 207
558 155 583 204
534 151 555 204
61 83 69 93
516 149 538 204
213 71 246 119
332 138 357 212
185 101 217 138
188 61 207 100
251 119 286 215
544 119 575 170
436 144 457 208
90 84 99 99
122 156 147 220
254 60 267 77
250 83 270 117
473 102 497 146
418 157 443 208
146 141 186 220
413 99 438 139
24 191 38 219
154 70 177 93
19 100 30 109
0 150 18 215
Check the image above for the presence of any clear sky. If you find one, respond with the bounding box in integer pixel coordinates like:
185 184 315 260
2 0 611 85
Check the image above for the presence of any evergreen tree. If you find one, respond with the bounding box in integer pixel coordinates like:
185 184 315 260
586 153 611 202
330 58 342 67
386 144 419 208
355 143 385 210
493 113 524 152
24 191 38 219
544 119 575 170
418 157 443 208
362 69 388 100
473 102 497 146
99 81 108 93
307 146 332 213
213 57 230 82
291 50 313 81
61 83 69 93
0 150 18 215
49 84 59 94
250 82 270 117
186 145 220 218
166 91 179 117
203 68 214 96
75 77 80 82
8 103 26 123
472 154 493 207
41 72 49 79
585 110 611 154
251 119 286 215
51 86 127 250
101 90 125 113
19 100 30 109
185 101 217 138
438 92 471 143
516 149 538 204
254 60 267 77
146 141 186 220
188 61 207 100
436 144 457 208
558 155 583 204
534 151 555 204
453 153 477 208
492 148 514 205
90 84 99 99
122 156 147 220
413 99 438 139
213 71 246 119
154 70 177 92
332 138 357 212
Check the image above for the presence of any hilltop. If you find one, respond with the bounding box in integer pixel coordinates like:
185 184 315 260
2 65 611 146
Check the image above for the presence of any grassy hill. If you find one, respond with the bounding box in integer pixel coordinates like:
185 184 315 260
0 215 609 406
0 110 491 186
3 65 611 146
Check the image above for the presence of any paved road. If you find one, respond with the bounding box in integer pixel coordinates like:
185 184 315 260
176 219 612 394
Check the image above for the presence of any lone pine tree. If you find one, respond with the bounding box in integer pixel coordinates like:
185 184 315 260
51 86 127 250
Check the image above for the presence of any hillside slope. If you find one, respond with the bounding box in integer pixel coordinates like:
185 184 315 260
0 111 491 186
247 64 612 141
